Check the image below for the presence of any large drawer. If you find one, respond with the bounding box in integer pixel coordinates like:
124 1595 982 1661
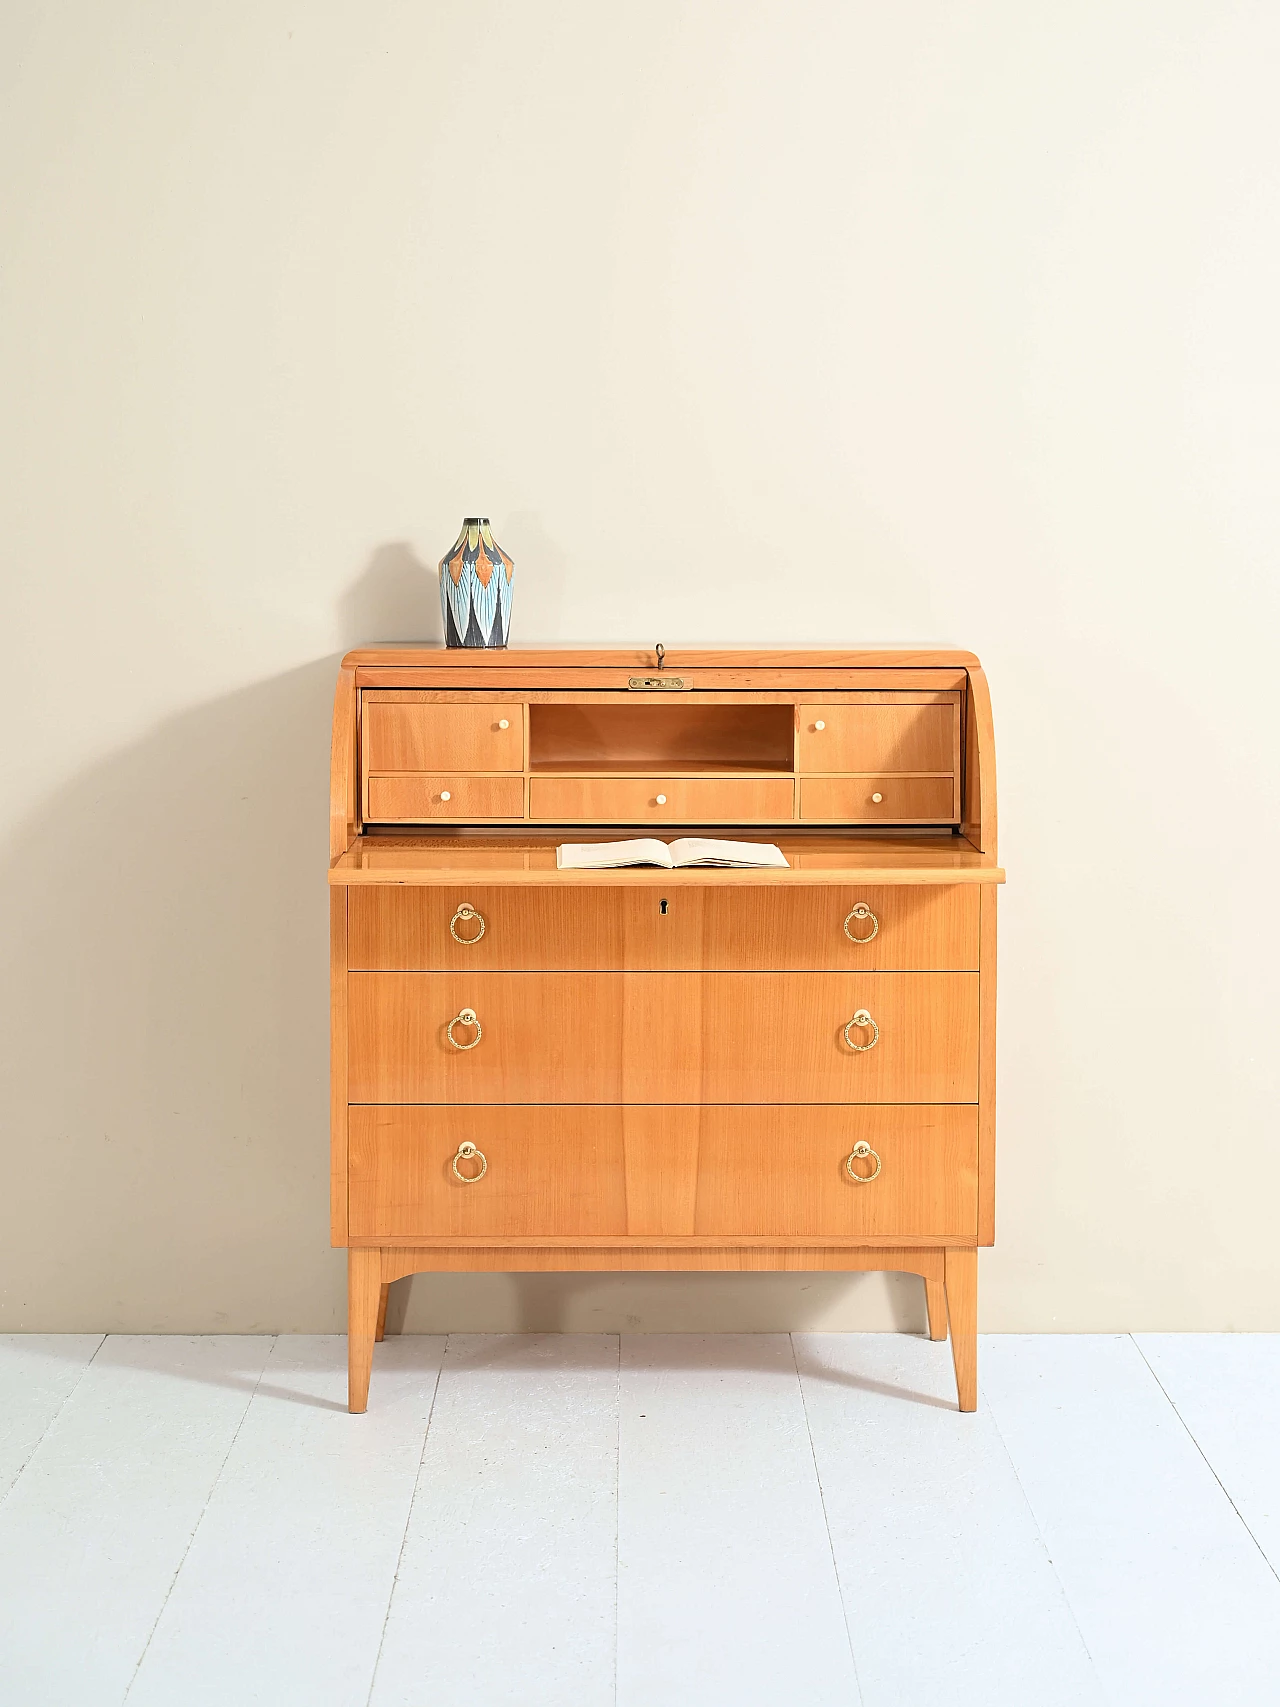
347 971 978 1103
346 1104 977 1240
347 884 979 971
528 776 794 822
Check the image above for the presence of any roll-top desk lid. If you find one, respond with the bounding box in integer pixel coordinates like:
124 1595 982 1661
330 645 1001 885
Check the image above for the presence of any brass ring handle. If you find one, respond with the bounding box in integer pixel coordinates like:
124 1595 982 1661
449 902 487 945
843 903 879 944
446 1007 483 1050
452 1140 488 1183
845 1140 882 1183
842 1009 879 1051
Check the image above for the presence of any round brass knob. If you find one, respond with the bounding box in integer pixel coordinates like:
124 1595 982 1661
871 792 883 804
655 793 667 806
446 1007 482 1050
452 1140 488 1183
843 903 879 944
440 790 452 802
498 718 510 729
449 902 486 945
842 1009 879 1051
844 1140 882 1184
814 720 825 731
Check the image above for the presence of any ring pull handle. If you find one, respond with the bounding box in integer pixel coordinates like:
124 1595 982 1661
452 1140 488 1183
844 1140 882 1184
446 1007 483 1050
449 902 487 945
843 903 879 944
842 1008 879 1051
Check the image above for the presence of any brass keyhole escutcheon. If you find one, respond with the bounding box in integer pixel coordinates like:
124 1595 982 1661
659 898 669 915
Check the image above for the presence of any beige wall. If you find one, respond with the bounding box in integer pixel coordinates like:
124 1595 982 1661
2 1 1277 1333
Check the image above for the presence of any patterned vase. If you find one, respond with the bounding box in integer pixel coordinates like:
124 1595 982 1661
438 518 515 648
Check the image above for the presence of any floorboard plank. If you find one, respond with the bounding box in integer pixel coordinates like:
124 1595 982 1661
617 1333 858 1707
796 1332 1101 1707
127 1335 444 1707
983 1335 1280 1707
1134 1334 1280 1579
368 1333 619 1707
0 1335 104 1501
0 1335 273 1706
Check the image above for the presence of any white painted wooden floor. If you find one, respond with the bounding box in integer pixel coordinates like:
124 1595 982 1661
1 1333 1277 1706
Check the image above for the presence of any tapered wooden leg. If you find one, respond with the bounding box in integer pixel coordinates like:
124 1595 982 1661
924 1276 948 1340
943 1248 978 1411
348 1249 381 1414
375 1283 390 1343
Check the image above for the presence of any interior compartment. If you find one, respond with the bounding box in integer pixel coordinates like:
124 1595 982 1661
528 702 793 772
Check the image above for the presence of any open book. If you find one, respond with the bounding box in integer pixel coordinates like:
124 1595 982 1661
556 837 789 871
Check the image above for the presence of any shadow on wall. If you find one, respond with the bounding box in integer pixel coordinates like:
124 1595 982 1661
0 541 924 1333
0 543 440 1333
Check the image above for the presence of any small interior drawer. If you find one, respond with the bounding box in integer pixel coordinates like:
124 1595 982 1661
528 775 794 822
800 776 956 822
363 700 524 772
797 703 956 773
366 774 524 821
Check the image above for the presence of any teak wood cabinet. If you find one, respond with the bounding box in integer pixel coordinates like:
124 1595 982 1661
329 647 1003 1412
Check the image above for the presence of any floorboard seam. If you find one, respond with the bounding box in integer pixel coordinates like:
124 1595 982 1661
611 1334 621 1707
0 1333 107 1518
121 1334 279 1703
789 1334 865 1707
980 1366 1103 1686
1129 1334 1280 1588
363 1333 447 1707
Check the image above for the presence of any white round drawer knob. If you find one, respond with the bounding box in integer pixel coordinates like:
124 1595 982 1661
497 718 509 729
814 720 825 731
871 792 883 804
440 790 452 802
655 793 667 806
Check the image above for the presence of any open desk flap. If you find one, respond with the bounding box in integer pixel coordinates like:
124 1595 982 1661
329 834 1004 887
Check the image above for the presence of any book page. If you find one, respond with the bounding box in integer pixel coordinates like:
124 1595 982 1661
556 838 675 870
666 838 790 869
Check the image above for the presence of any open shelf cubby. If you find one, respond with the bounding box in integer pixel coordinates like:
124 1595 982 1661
528 702 794 774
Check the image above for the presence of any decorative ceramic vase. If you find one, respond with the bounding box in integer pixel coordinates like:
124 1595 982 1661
438 518 514 648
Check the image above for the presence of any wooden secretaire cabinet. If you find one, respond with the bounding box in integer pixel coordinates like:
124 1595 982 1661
329 647 1003 1411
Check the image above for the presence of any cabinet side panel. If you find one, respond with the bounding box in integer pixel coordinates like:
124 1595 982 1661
963 665 997 856
978 883 997 1245
330 887 349 1246
330 667 358 860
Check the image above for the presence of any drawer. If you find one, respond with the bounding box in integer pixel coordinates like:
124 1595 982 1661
797 703 956 773
348 884 979 971
349 1106 628 1238
529 776 794 822
366 774 525 821
364 700 524 771
347 971 979 1103
346 1104 976 1240
687 1105 977 1237
800 776 955 822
